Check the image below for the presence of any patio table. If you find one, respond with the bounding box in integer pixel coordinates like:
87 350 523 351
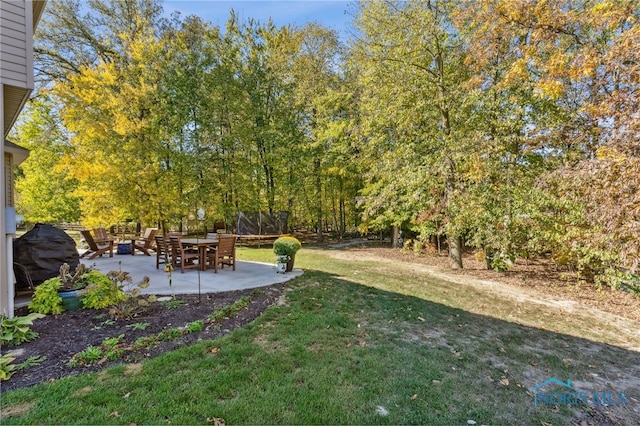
181 238 219 271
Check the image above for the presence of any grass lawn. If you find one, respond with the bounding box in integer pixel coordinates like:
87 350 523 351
2 245 639 424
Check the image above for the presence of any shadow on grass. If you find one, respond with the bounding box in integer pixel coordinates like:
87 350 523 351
2 268 638 425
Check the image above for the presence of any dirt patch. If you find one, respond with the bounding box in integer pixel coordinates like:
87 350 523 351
326 244 640 324
1 284 285 393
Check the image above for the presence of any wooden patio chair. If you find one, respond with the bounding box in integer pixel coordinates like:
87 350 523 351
209 234 237 273
80 229 114 259
155 234 171 269
132 228 158 256
93 227 114 245
169 235 200 273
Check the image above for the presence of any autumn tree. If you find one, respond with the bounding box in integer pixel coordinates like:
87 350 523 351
462 0 640 283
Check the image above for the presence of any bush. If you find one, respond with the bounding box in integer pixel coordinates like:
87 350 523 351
82 270 127 309
273 236 302 259
29 278 64 315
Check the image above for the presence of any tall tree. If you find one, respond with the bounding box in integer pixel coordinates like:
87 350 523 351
34 0 164 85
12 97 80 225
352 0 472 267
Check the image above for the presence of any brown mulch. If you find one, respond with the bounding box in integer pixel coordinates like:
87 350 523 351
1 284 285 393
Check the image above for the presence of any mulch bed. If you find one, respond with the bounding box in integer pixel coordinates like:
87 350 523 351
1 284 285 393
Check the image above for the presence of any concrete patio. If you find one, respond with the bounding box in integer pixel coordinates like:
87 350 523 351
14 251 303 309
84 252 303 295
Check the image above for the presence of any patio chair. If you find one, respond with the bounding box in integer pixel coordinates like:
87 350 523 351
80 229 114 259
155 234 170 269
93 227 114 245
209 234 237 273
169 235 200 273
132 228 158 256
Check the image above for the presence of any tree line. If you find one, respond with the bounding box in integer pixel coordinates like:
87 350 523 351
12 0 640 288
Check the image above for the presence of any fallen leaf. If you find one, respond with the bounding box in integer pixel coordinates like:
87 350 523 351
210 347 219 354
562 358 570 366
499 347 506 353
123 392 131 398
206 417 225 426
410 394 418 400
551 405 560 413
417 317 425 322
109 411 121 417
500 377 509 386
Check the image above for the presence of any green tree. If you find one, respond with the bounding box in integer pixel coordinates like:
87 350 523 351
352 0 473 266
12 97 80 225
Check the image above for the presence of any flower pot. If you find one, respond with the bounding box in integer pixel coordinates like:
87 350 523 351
59 290 83 311
286 254 295 272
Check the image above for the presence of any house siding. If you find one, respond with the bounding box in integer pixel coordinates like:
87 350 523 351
1 0 44 317
0 1 33 88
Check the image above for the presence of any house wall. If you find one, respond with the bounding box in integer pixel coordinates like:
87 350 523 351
1 1 32 87
1 84 7 317
1 1 42 317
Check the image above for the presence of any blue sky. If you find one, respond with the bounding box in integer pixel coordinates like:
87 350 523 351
162 0 354 34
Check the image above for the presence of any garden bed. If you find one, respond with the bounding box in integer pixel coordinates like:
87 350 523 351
2 284 285 392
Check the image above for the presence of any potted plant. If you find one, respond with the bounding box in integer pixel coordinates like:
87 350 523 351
29 264 91 313
273 236 301 273
56 263 91 311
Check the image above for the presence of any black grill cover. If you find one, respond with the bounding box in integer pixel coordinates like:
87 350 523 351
13 223 80 287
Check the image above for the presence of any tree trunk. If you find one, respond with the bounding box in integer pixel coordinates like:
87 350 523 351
392 225 401 248
448 235 463 269
314 158 324 243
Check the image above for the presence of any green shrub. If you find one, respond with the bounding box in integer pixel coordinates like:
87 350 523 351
29 278 64 315
82 270 127 309
273 236 302 259
0 313 45 346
